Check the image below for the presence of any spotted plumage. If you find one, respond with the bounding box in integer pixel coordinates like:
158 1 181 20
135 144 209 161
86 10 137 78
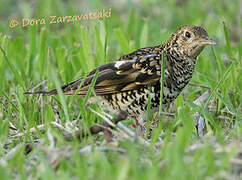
25 25 216 128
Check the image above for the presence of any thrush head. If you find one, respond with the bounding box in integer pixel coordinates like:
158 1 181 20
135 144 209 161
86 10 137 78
168 25 216 59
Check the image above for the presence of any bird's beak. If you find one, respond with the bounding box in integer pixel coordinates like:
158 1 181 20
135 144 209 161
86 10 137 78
199 37 217 45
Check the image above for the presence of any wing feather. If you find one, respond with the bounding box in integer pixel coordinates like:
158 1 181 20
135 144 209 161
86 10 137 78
58 53 162 96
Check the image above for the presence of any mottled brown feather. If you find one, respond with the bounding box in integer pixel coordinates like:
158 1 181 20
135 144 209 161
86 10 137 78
59 54 162 95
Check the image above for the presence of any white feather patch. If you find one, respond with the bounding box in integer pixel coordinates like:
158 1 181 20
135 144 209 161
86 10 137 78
114 61 125 68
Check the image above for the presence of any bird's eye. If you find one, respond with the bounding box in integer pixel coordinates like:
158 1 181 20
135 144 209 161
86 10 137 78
185 31 191 38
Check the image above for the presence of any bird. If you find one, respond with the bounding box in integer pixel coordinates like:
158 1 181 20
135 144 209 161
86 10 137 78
25 25 216 132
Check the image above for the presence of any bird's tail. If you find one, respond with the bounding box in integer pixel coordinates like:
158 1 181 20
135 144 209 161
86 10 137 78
24 89 57 96
24 77 84 96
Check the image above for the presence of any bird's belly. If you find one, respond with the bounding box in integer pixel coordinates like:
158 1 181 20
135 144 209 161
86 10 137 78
99 84 171 116
90 78 190 119
101 87 154 116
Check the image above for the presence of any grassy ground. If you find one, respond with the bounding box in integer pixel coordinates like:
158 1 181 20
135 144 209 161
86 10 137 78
0 0 241 179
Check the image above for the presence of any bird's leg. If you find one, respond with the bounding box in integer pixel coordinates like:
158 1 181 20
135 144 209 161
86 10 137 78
134 115 148 138
135 112 160 139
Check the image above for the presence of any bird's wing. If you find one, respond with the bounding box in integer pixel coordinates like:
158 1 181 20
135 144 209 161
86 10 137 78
119 46 160 60
61 53 162 95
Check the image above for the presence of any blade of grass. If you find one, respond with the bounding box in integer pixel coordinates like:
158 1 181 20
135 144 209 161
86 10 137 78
222 22 233 60
216 92 236 115
145 87 152 137
159 52 165 116
95 26 105 63
80 26 95 68
140 21 148 48
68 77 86 109
48 46 70 122
222 22 237 92
51 69 70 122
0 46 25 88
114 28 131 54
0 90 19 112
15 87 27 132
83 71 99 105
75 70 99 120
27 25 37 78
211 46 222 79
204 61 234 109
76 71 99 136
38 28 47 77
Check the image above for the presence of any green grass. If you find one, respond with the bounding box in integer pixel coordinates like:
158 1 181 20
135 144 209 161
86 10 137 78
0 0 241 179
